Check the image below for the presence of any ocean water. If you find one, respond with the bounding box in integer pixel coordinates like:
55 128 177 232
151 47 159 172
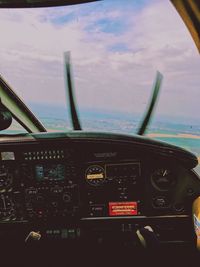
151 137 200 156
33 105 200 170
2 104 200 173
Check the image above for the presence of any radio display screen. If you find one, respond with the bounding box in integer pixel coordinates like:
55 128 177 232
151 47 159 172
35 164 65 181
106 162 140 179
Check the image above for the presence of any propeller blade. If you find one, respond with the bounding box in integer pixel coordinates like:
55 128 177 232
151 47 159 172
64 51 82 131
137 71 163 135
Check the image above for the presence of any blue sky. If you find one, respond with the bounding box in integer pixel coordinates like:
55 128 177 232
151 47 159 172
0 0 199 123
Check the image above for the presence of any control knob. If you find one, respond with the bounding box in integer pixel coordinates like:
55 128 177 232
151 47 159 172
63 193 71 203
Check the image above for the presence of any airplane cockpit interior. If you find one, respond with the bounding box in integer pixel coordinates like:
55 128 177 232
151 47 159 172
0 0 199 265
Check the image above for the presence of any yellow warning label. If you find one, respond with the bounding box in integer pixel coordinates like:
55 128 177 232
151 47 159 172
87 173 104 180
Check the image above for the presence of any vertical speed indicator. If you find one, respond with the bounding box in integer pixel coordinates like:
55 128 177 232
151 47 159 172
151 168 176 191
85 165 105 186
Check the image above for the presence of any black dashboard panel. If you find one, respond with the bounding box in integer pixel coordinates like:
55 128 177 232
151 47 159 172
0 131 199 246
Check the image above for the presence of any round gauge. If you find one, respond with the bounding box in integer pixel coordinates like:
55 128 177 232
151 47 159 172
85 165 105 186
151 168 176 191
0 165 13 192
0 194 15 220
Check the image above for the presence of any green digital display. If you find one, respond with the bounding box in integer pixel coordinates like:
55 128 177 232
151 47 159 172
35 164 65 181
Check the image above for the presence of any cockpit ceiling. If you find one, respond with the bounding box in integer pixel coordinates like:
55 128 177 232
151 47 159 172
171 0 200 53
0 0 99 8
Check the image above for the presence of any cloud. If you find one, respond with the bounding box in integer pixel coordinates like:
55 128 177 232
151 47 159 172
0 0 199 122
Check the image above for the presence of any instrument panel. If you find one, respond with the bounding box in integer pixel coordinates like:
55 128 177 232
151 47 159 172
0 143 197 221
0 132 199 246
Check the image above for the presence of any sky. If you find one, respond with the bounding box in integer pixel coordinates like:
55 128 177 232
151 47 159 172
0 0 199 123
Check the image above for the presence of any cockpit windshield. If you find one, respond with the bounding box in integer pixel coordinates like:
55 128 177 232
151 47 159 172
0 0 199 170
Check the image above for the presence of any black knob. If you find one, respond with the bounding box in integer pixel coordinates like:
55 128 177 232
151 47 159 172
63 193 71 203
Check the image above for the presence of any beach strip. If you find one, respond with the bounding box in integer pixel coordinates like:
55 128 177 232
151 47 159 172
147 133 200 139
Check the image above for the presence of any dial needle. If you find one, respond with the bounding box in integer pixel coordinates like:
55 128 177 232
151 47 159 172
163 170 167 177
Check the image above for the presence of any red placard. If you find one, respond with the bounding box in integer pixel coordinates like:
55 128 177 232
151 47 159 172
109 202 138 216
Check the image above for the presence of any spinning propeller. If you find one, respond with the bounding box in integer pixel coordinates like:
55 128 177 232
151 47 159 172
64 52 163 135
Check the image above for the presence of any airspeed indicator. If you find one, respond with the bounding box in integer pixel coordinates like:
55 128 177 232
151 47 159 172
85 165 105 186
